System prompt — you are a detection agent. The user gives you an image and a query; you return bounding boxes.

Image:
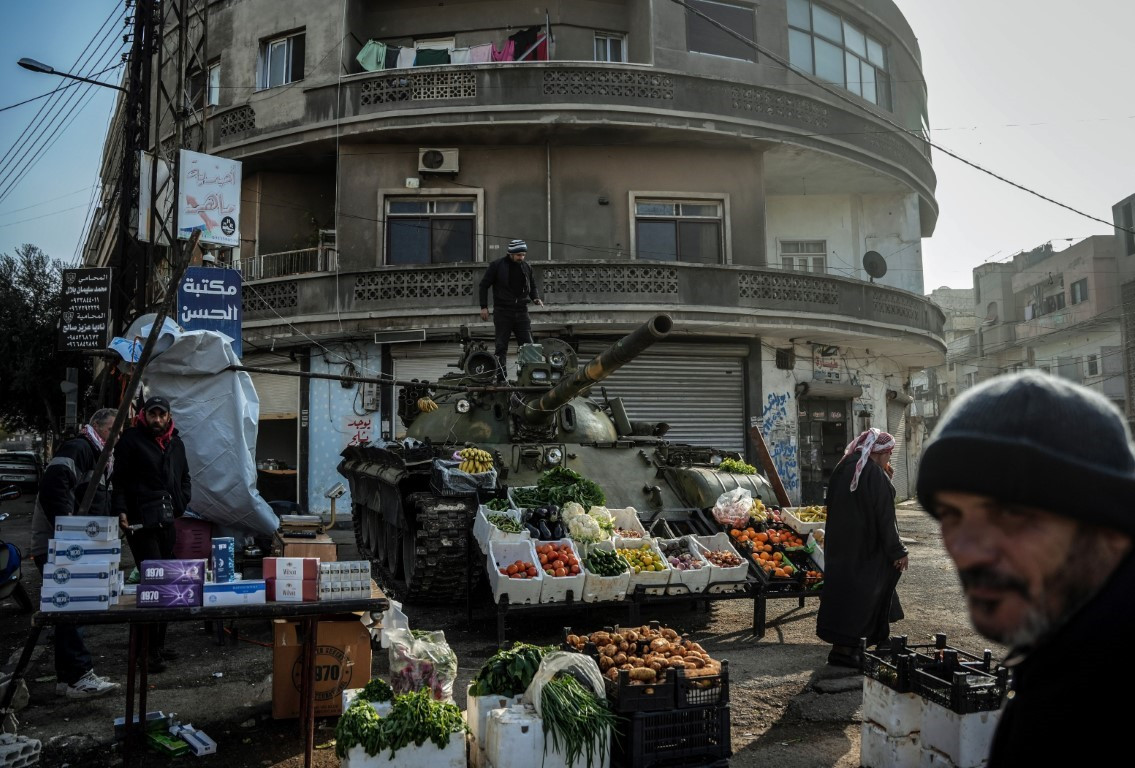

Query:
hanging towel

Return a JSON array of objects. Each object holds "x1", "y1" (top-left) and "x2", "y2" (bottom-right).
[
  {"x1": 384, "y1": 46, "x2": 400, "y2": 69},
  {"x1": 510, "y1": 26, "x2": 540, "y2": 60},
  {"x1": 414, "y1": 47, "x2": 451, "y2": 66},
  {"x1": 468, "y1": 43, "x2": 493, "y2": 63},
  {"x1": 491, "y1": 39, "x2": 515, "y2": 62},
  {"x1": 449, "y1": 47, "x2": 472, "y2": 65},
  {"x1": 356, "y1": 40, "x2": 387, "y2": 72},
  {"x1": 397, "y1": 47, "x2": 416, "y2": 69}
]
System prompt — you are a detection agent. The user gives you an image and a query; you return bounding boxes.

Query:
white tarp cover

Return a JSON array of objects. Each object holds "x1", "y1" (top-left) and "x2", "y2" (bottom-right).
[{"x1": 120, "y1": 325, "x2": 278, "y2": 535}]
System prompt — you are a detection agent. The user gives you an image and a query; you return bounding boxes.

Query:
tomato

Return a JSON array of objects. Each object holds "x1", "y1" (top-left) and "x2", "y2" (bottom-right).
[{"x1": 506, "y1": 564, "x2": 518, "y2": 575}]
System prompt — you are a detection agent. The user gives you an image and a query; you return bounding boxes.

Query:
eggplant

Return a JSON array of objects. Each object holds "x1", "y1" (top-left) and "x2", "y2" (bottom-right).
[
  {"x1": 525, "y1": 523, "x2": 541, "y2": 538},
  {"x1": 538, "y1": 520, "x2": 553, "y2": 540}
]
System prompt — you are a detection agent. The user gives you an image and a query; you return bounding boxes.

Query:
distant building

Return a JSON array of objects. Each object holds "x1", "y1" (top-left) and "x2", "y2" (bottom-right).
[{"x1": 1114, "y1": 192, "x2": 1135, "y2": 424}]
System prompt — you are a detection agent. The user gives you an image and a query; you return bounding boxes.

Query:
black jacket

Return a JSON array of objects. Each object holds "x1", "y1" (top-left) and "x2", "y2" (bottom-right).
[
  {"x1": 111, "y1": 424, "x2": 192, "y2": 526},
  {"x1": 30, "y1": 434, "x2": 111, "y2": 557},
  {"x1": 478, "y1": 255, "x2": 540, "y2": 310},
  {"x1": 986, "y1": 552, "x2": 1135, "y2": 767}
]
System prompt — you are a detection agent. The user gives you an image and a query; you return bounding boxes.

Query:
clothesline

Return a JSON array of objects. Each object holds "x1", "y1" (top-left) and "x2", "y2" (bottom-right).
[{"x1": 355, "y1": 26, "x2": 550, "y2": 72}]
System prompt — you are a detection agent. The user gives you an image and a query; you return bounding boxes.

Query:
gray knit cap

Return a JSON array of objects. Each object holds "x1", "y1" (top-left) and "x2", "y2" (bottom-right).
[
  {"x1": 507, "y1": 239, "x2": 527, "y2": 254},
  {"x1": 917, "y1": 371, "x2": 1135, "y2": 535}
]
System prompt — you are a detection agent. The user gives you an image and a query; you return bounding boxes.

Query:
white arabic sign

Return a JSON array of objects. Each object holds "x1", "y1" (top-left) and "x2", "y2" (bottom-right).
[{"x1": 178, "y1": 149, "x2": 241, "y2": 246}]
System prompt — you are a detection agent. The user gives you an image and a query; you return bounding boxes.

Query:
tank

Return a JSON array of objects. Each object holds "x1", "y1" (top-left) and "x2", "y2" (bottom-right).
[{"x1": 338, "y1": 314, "x2": 774, "y2": 603}]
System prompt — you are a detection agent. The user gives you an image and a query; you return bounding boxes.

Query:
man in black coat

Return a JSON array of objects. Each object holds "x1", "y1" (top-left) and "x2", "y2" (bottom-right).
[
  {"x1": 30, "y1": 409, "x2": 120, "y2": 698},
  {"x1": 816, "y1": 428, "x2": 908, "y2": 667},
  {"x1": 112, "y1": 395, "x2": 192, "y2": 671},
  {"x1": 917, "y1": 372, "x2": 1134, "y2": 767},
  {"x1": 478, "y1": 238, "x2": 543, "y2": 381}
]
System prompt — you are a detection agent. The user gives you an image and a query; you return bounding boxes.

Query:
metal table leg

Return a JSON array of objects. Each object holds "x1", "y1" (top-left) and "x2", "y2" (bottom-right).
[
  {"x1": 754, "y1": 592, "x2": 767, "y2": 639},
  {"x1": 300, "y1": 618, "x2": 317, "y2": 768},
  {"x1": 0, "y1": 624, "x2": 41, "y2": 711},
  {"x1": 123, "y1": 625, "x2": 139, "y2": 765}
]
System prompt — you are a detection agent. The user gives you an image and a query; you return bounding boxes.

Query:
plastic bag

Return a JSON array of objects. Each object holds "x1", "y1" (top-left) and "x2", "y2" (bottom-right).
[
  {"x1": 712, "y1": 487, "x2": 753, "y2": 528},
  {"x1": 386, "y1": 627, "x2": 459, "y2": 702},
  {"x1": 431, "y1": 459, "x2": 498, "y2": 496},
  {"x1": 379, "y1": 600, "x2": 410, "y2": 649},
  {"x1": 523, "y1": 651, "x2": 605, "y2": 717}
]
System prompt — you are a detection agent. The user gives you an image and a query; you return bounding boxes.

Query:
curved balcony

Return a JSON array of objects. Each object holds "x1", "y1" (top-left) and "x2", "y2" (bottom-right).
[
  {"x1": 210, "y1": 62, "x2": 936, "y2": 228},
  {"x1": 240, "y1": 261, "x2": 946, "y2": 366}
]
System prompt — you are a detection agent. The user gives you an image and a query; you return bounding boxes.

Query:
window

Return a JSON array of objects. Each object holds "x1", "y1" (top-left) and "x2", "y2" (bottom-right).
[
  {"x1": 1086, "y1": 354, "x2": 1099, "y2": 377},
  {"x1": 188, "y1": 61, "x2": 221, "y2": 110},
  {"x1": 594, "y1": 32, "x2": 626, "y2": 62},
  {"x1": 779, "y1": 240, "x2": 826, "y2": 272},
  {"x1": 1070, "y1": 278, "x2": 1089, "y2": 304},
  {"x1": 259, "y1": 32, "x2": 305, "y2": 89},
  {"x1": 634, "y1": 200, "x2": 722, "y2": 263},
  {"x1": 936, "y1": 383, "x2": 947, "y2": 398},
  {"x1": 386, "y1": 198, "x2": 476, "y2": 265},
  {"x1": 686, "y1": 0, "x2": 756, "y2": 61},
  {"x1": 964, "y1": 372, "x2": 977, "y2": 388},
  {"x1": 787, "y1": 0, "x2": 890, "y2": 108}
]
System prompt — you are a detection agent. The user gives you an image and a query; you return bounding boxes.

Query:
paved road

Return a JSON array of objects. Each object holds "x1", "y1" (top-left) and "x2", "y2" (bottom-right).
[{"x1": 0, "y1": 494, "x2": 1000, "y2": 767}]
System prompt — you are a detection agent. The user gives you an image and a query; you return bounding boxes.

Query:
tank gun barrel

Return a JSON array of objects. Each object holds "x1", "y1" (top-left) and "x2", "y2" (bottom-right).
[{"x1": 516, "y1": 314, "x2": 673, "y2": 424}]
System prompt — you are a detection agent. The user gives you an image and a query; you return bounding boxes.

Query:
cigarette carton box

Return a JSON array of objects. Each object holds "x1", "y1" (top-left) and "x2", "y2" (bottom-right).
[
  {"x1": 40, "y1": 587, "x2": 112, "y2": 612},
  {"x1": 203, "y1": 580, "x2": 267, "y2": 606},
  {"x1": 52, "y1": 515, "x2": 120, "y2": 542},
  {"x1": 137, "y1": 583, "x2": 203, "y2": 608},
  {"x1": 48, "y1": 539, "x2": 122, "y2": 564},
  {"x1": 263, "y1": 557, "x2": 319, "y2": 580},
  {"x1": 267, "y1": 578, "x2": 318, "y2": 602},
  {"x1": 211, "y1": 537, "x2": 236, "y2": 583},
  {"x1": 42, "y1": 561, "x2": 117, "y2": 588},
  {"x1": 140, "y1": 559, "x2": 207, "y2": 585}
]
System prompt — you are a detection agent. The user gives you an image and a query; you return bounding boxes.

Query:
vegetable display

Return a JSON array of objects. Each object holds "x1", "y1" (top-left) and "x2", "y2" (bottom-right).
[
  {"x1": 512, "y1": 467, "x2": 606, "y2": 510},
  {"x1": 497, "y1": 559, "x2": 539, "y2": 579},
  {"x1": 539, "y1": 674, "x2": 617, "y2": 768},
  {"x1": 468, "y1": 642, "x2": 553, "y2": 698},
  {"x1": 718, "y1": 457, "x2": 756, "y2": 475},
  {"x1": 358, "y1": 677, "x2": 394, "y2": 703},
  {"x1": 660, "y1": 539, "x2": 706, "y2": 571},
  {"x1": 536, "y1": 542, "x2": 581, "y2": 578},
  {"x1": 701, "y1": 549, "x2": 743, "y2": 568},
  {"x1": 486, "y1": 513, "x2": 524, "y2": 534},
  {"x1": 616, "y1": 542, "x2": 667, "y2": 574},
  {"x1": 564, "y1": 624, "x2": 722, "y2": 682},
  {"x1": 485, "y1": 497, "x2": 512, "y2": 512},
  {"x1": 583, "y1": 548, "x2": 628, "y2": 577},
  {"x1": 523, "y1": 505, "x2": 565, "y2": 540},
  {"x1": 335, "y1": 690, "x2": 468, "y2": 760},
  {"x1": 614, "y1": 528, "x2": 642, "y2": 539},
  {"x1": 562, "y1": 502, "x2": 616, "y2": 544}
]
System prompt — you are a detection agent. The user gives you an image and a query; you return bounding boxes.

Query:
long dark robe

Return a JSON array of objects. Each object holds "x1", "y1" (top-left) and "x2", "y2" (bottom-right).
[{"x1": 816, "y1": 455, "x2": 907, "y2": 647}]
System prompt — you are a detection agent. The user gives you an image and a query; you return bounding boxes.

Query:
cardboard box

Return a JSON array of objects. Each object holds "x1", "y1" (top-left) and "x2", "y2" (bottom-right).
[
  {"x1": 267, "y1": 578, "x2": 318, "y2": 602},
  {"x1": 263, "y1": 557, "x2": 320, "y2": 580},
  {"x1": 279, "y1": 534, "x2": 337, "y2": 562},
  {"x1": 52, "y1": 515, "x2": 120, "y2": 541},
  {"x1": 40, "y1": 586, "x2": 112, "y2": 612},
  {"x1": 42, "y1": 561, "x2": 117, "y2": 588},
  {"x1": 211, "y1": 537, "x2": 236, "y2": 583},
  {"x1": 272, "y1": 618, "x2": 372, "y2": 719},
  {"x1": 48, "y1": 539, "x2": 122, "y2": 564},
  {"x1": 137, "y1": 583, "x2": 203, "y2": 608},
  {"x1": 203, "y1": 580, "x2": 266, "y2": 606},
  {"x1": 140, "y1": 559, "x2": 207, "y2": 585}
]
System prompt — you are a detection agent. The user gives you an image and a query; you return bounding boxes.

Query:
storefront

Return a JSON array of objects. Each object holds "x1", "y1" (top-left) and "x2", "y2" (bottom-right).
[{"x1": 795, "y1": 382, "x2": 863, "y2": 504}]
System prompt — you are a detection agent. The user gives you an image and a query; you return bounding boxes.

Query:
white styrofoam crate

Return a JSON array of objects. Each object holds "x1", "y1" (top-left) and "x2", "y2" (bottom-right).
[
  {"x1": 534, "y1": 539, "x2": 585, "y2": 603},
  {"x1": 341, "y1": 730, "x2": 465, "y2": 768},
  {"x1": 613, "y1": 537, "x2": 671, "y2": 596},
  {"x1": 919, "y1": 700, "x2": 999, "y2": 768},
  {"x1": 466, "y1": 687, "x2": 524, "y2": 768},
  {"x1": 862, "y1": 676, "x2": 923, "y2": 737},
  {"x1": 609, "y1": 507, "x2": 646, "y2": 538},
  {"x1": 486, "y1": 539, "x2": 542, "y2": 605},
  {"x1": 473, "y1": 507, "x2": 529, "y2": 551},
  {"x1": 782, "y1": 507, "x2": 826, "y2": 534},
  {"x1": 861, "y1": 720, "x2": 921, "y2": 768},
  {"x1": 341, "y1": 689, "x2": 393, "y2": 717},
  {"x1": 581, "y1": 540, "x2": 631, "y2": 603},
  {"x1": 920, "y1": 746, "x2": 961, "y2": 768},
  {"x1": 807, "y1": 529, "x2": 825, "y2": 571},
  {"x1": 693, "y1": 532, "x2": 749, "y2": 588},
  {"x1": 484, "y1": 705, "x2": 608, "y2": 768},
  {"x1": 657, "y1": 536, "x2": 711, "y2": 595}
]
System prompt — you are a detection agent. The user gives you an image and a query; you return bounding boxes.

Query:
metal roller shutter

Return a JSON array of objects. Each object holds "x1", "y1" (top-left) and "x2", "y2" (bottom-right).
[
  {"x1": 246, "y1": 358, "x2": 299, "y2": 419},
  {"x1": 579, "y1": 347, "x2": 746, "y2": 451},
  {"x1": 887, "y1": 401, "x2": 910, "y2": 499}
]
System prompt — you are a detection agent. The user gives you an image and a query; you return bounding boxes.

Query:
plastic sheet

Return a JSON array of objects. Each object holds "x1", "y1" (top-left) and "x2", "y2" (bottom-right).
[{"x1": 712, "y1": 487, "x2": 753, "y2": 528}]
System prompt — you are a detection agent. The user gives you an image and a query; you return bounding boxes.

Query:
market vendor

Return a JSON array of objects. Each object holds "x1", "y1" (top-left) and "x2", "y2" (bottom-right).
[
  {"x1": 916, "y1": 372, "x2": 1134, "y2": 767},
  {"x1": 815, "y1": 428, "x2": 908, "y2": 668}
]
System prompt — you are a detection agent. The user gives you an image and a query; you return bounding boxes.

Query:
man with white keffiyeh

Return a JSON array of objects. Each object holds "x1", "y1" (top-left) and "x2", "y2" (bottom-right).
[
  {"x1": 816, "y1": 427, "x2": 910, "y2": 668},
  {"x1": 29, "y1": 408, "x2": 121, "y2": 699}
]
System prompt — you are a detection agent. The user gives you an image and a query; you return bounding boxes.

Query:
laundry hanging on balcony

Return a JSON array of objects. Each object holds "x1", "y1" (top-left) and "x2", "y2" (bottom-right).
[
  {"x1": 414, "y1": 47, "x2": 451, "y2": 66},
  {"x1": 356, "y1": 40, "x2": 387, "y2": 72},
  {"x1": 510, "y1": 26, "x2": 549, "y2": 61}
]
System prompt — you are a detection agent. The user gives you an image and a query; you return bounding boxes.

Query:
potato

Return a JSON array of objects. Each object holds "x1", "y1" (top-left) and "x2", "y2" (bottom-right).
[
  {"x1": 599, "y1": 656, "x2": 613, "y2": 672},
  {"x1": 591, "y1": 632, "x2": 611, "y2": 646},
  {"x1": 566, "y1": 634, "x2": 580, "y2": 647},
  {"x1": 628, "y1": 668, "x2": 657, "y2": 682},
  {"x1": 613, "y1": 652, "x2": 628, "y2": 665},
  {"x1": 671, "y1": 646, "x2": 686, "y2": 657},
  {"x1": 661, "y1": 628, "x2": 678, "y2": 640},
  {"x1": 688, "y1": 642, "x2": 705, "y2": 654},
  {"x1": 603, "y1": 644, "x2": 618, "y2": 657},
  {"x1": 688, "y1": 657, "x2": 706, "y2": 669},
  {"x1": 649, "y1": 660, "x2": 663, "y2": 672},
  {"x1": 618, "y1": 641, "x2": 629, "y2": 653},
  {"x1": 650, "y1": 638, "x2": 670, "y2": 653},
  {"x1": 605, "y1": 668, "x2": 619, "y2": 681}
]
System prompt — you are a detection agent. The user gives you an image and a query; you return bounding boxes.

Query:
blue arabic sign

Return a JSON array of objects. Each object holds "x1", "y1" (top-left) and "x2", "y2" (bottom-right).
[{"x1": 177, "y1": 267, "x2": 242, "y2": 357}]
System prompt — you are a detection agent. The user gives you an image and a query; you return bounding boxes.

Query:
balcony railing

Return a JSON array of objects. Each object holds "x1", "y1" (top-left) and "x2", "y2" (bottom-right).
[{"x1": 238, "y1": 247, "x2": 338, "y2": 281}]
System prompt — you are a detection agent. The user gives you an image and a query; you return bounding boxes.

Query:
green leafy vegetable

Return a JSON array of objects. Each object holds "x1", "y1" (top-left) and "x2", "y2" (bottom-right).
[
  {"x1": 468, "y1": 642, "x2": 555, "y2": 697},
  {"x1": 540, "y1": 674, "x2": 618, "y2": 768},
  {"x1": 336, "y1": 690, "x2": 468, "y2": 759},
  {"x1": 486, "y1": 513, "x2": 524, "y2": 533},
  {"x1": 359, "y1": 677, "x2": 393, "y2": 703},
  {"x1": 485, "y1": 497, "x2": 512, "y2": 512},
  {"x1": 719, "y1": 457, "x2": 756, "y2": 475}
]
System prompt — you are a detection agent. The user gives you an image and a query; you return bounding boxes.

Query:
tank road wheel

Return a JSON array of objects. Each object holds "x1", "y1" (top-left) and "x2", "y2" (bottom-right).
[
  {"x1": 369, "y1": 511, "x2": 388, "y2": 568},
  {"x1": 352, "y1": 504, "x2": 377, "y2": 561},
  {"x1": 399, "y1": 493, "x2": 479, "y2": 604},
  {"x1": 384, "y1": 521, "x2": 401, "y2": 576}
]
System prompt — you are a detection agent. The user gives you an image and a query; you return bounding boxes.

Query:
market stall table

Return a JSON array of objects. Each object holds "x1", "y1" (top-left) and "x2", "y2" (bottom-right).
[{"x1": 0, "y1": 583, "x2": 388, "y2": 767}]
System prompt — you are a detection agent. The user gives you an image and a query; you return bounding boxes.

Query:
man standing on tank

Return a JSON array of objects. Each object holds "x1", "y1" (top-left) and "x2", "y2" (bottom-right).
[{"x1": 478, "y1": 238, "x2": 543, "y2": 382}]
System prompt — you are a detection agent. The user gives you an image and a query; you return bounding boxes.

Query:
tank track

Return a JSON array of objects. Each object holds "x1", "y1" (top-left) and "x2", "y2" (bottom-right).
[{"x1": 400, "y1": 492, "x2": 480, "y2": 604}]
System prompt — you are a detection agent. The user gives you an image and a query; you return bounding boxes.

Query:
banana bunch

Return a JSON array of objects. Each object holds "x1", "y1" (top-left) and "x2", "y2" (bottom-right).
[
  {"x1": 749, "y1": 498, "x2": 768, "y2": 523},
  {"x1": 417, "y1": 397, "x2": 438, "y2": 413},
  {"x1": 458, "y1": 447, "x2": 493, "y2": 474},
  {"x1": 796, "y1": 505, "x2": 827, "y2": 522}
]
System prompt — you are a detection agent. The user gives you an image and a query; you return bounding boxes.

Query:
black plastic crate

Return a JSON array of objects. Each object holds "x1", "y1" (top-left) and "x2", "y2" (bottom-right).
[
  {"x1": 606, "y1": 666, "x2": 679, "y2": 713},
  {"x1": 612, "y1": 704, "x2": 731, "y2": 768},
  {"x1": 675, "y1": 660, "x2": 729, "y2": 709},
  {"x1": 862, "y1": 635, "x2": 1001, "y2": 695}
]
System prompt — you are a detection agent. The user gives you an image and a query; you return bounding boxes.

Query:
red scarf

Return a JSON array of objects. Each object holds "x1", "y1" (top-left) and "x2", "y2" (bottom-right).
[{"x1": 134, "y1": 410, "x2": 175, "y2": 450}]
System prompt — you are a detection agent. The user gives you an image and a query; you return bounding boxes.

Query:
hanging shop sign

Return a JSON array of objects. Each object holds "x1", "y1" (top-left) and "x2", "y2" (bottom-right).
[
  {"x1": 177, "y1": 266, "x2": 243, "y2": 357},
  {"x1": 178, "y1": 149, "x2": 241, "y2": 247},
  {"x1": 58, "y1": 268, "x2": 111, "y2": 351}
]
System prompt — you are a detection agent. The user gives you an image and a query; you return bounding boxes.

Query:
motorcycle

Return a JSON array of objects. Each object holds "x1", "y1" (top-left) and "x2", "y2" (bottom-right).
[{"x1": 0, "y1": 484, "x2": 33, "y2": 613}]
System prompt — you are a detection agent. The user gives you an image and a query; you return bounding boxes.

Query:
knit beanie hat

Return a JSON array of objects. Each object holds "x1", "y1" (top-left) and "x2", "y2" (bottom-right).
[
  {"x1": 917, "y1": 371, "x2": 1135, "y2": 535},
  {"x1": 507, "y1": 239, "x2": 527, "y2": 254}
]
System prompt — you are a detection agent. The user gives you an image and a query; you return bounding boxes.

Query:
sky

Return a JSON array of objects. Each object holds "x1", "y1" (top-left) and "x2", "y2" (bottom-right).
[{"x1": 0, "y1": 1, "x2": 1132, "y2": 292}]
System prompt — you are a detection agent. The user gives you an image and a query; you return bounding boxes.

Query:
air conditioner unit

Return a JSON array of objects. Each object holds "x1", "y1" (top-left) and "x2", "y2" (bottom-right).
[{"x1": 418, "y1": 148, "x2": 459, "y2": 173}]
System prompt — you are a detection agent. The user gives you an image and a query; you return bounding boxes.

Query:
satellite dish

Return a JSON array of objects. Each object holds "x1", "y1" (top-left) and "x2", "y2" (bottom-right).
[{"x1": 863, "y1": 251, "x2": 888, "y2": 282}]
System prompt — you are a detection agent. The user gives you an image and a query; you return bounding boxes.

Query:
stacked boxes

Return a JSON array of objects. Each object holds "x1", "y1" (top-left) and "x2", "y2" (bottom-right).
[
  {"x1": 264, "y1": 557, "x2": 319, "y2": 602},
  {"x1": 41, "y1": 516, "x2": 123, "y2": 612},
  {"x1": 137, "y1": 559, "x2": 206, "y2": 608},
  {"x1": 318, "y1": 560, "x2": 371, "y2": 600}
]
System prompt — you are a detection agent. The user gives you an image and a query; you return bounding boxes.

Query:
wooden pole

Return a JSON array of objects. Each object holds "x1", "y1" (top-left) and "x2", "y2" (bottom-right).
[{"x1": 749, "y1": 425, "x2": 792, "y2": 507}]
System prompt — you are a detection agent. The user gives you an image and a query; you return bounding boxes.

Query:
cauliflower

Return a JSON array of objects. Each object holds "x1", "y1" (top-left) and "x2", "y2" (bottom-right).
[
  {"x1": 561, "y1": 501, "x2": 586, "y2": 521},
  {"x1": 587, "y1": 506, "x2": 616, "y2": 537},
  {"x1": 567, "y1": 513, "x2": 603, "y2": 543}
]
